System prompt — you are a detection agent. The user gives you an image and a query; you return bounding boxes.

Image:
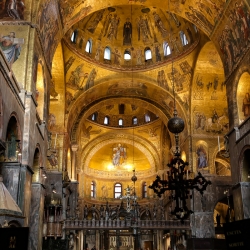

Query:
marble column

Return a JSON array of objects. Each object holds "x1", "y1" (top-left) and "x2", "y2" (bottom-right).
[
  {"x1": 190, "y1": 183, "x2": 215, "y2": 239},
  {"x1": 116, "y1": 230, "x2": 120, "y2": 250},
  {"x1": 28, "y1": 183, "x2": 45, "y2": 250},
  {"x1": 71, "y1": 144, "x2": 78, "y2": 182},
  {"x1": 79, "y1": 231, "x2": 84, "y2": 250},
  {"x1": 69, "y1": 181, "x2": 79, "y2": 219},
  {"x1": 82, "y1": 230, "x2": 87, "y2": 250},
  {"x1": 153, "y1": 230, "x2": 157, "y2": 250},
  {"x1": 96, "y1": 230, "x2": 100, "y2": 250},
  {"x1": 191, "y1": 211, "x2": 215, "y2": 238},
  {"x1": 100, "y1": 230, "x2": 104, "y2": 250},
  {"x1": 233, "y1": 182, "x2": 250, "y2": 220},
  {"x1": 158, "y1": 230, "x2": 164, "y2": 250}
]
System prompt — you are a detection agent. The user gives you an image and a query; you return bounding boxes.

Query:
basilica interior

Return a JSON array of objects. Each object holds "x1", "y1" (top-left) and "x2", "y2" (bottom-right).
[{"x1": 0, "y1": 0, "x2": 250, "y2": 249}]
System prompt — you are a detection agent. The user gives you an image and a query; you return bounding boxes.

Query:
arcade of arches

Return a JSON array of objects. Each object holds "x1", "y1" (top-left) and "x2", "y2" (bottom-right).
[{"x1": 0, "y1": 0, "x2": 250, "y2": 249}]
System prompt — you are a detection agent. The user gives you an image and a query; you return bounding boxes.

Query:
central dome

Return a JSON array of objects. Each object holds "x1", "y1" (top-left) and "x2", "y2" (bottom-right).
[{"x1": 65, "y1": 5, "x2": 200, "y2": 71}]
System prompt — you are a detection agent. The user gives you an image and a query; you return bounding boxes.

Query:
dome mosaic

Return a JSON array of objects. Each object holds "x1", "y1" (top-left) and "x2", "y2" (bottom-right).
[{"x1": 65, "y1": 5, "x2": 200, "y2": 71}]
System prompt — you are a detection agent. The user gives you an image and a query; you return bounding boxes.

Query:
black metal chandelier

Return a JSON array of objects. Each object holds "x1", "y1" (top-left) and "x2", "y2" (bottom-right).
[{"x1": 149, "y1": 62, "x2": 211, "y2": 223}]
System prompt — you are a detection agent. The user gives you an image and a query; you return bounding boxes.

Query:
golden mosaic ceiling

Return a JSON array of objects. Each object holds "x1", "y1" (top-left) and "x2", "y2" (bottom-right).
[
  {"x1": 65, "y1": 5, "x2": 200, "y2": 71},
  {"x1": 50, "y1": 0, "x2": 246, "y2": 179}
]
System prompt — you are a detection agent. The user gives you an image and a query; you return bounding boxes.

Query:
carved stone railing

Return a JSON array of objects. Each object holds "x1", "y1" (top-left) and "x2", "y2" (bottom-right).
[{"x1": 64, "y1": 218, "x2": 190, "y2": 230}]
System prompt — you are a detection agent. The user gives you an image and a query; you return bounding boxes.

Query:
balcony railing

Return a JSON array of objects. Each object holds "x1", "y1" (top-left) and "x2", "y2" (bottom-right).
[{"x1": 64, "y1": 218, "x2": 190, "y2": 230}]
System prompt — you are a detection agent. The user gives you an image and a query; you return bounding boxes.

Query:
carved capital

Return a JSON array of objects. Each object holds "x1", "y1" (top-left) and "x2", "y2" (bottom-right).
[{"x1": 71, "y1": 144, "x2": 79, "y2": 152}]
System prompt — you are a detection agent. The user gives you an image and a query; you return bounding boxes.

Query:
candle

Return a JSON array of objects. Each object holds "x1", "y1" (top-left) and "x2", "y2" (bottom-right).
[
  {"x1": 187, "y1": 169, "x2": 189, "y2": 179},
  {"x1": 54, "y1": 133, "x2": 57, "y2": 148},
  {"x1": 218, "y1": 136, "x2": 220, "y2": 151}
]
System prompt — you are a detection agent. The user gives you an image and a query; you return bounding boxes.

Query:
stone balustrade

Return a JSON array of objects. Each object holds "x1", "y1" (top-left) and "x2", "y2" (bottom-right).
[{"x1": 64, "y1": 218, "x2": 190, "y2": 230}]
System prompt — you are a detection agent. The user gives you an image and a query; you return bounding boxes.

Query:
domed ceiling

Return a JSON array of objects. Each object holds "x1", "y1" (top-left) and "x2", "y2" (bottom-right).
[
  {"x1": 58, "y1": 4, "x2": 209, "y2": 180},
  {"x1": 64, "y1": 5, "x2": 200, "y2": 71}
]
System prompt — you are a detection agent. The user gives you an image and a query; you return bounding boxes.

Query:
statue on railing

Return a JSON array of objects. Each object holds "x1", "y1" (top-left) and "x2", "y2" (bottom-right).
[{"x1": 84, "y1": 205, "x2": 88, "y2": 219}]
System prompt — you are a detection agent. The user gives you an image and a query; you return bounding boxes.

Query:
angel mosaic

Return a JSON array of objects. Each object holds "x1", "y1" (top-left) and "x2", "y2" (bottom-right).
[
  {"x1": 185, "y1": 6, "x2": 214, "y2": 35},
  {"x1": 103, "y1": 13, "x2": 120, "y2": 41},
  {"x1": 138, "y1": 125, "x2": 161, "y2": 137},
  {"x1": 153, "y1": 12, "x2": 168, "y2": 38},
  {"x1": 137, "y1": 15, "x2": 152, "y2": 44},
  {"x1": 87, "y1": 9, "x2": 105, "y2": 33},
  {"x1": 66, "y1": 64, "x2": 88, "y2": 90}
]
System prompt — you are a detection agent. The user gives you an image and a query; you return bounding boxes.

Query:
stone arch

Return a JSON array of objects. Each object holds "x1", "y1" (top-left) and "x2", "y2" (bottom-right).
[
  {"x1": 211, "y1": 142, "x2": 231, "y2": 176},
  {"x1": 32, "y1": 145, "x2": 42, "y2": 183},
  {"x1": 236, "y1": 71, "x2": 250, "y2": 125},
  {"x1": 191, "y1": 41, "x2": 227, "y2": 135},
  {"x1": 230, "y1": 63, "x2": 250, "y2": 128},
  {"x1": 239, "y1": 146, "x2": 250, "y2": 182},
  {"x1": 5, "y1": 113, "x2": 21, "y2": 161},
  {"x1": 195, "y1": 140, "x2": 208, "y2": 171},
  {"x1": 69, "y1": 93, "x2": 187, "y2": 144},
  {"x1": 8, "y1": 220, "x2": 22, "y2": 227},
  {"x1": 81, "y1": 133, "x2": 160, "y2": 176}
]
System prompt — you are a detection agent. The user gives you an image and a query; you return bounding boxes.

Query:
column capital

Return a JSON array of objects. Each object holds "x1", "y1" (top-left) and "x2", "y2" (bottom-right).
[{"x1": 71, "y1": 144, "x2": 79, "y2": 151}]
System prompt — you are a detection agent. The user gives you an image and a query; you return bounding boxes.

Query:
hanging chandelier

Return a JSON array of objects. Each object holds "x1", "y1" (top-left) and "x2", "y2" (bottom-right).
[
  {"x1": 120, "y1": 170, "x2": 140, "y2": 235},
  {"x1": 149, "y1": 105, "x2": 211, "y2": 222},
  {"x1": 149, "y1": 32, "x2": 211, "y2": 222}
]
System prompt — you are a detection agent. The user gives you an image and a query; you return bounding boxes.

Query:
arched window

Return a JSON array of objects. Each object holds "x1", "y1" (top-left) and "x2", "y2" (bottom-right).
[
  {"x1": 118, "y1": 119, "x2": 123, "y2": 126},
  {"x1": 145, "y1": 48, "x2": 152, "y2": 60},
  {"x1": 85, "y1": 39, "x2": 92, "y2": 53},
  {"x1": 133, "y1": 117, "x2": 138, "y2": 125},
  {"x1": 145, "y1": 114, "x2": 151, "y2": 123},
  {"x1": 104, "y1": 47, "x2": 111, "y2": 60},
  {"x1": 163, "y1": 41, "x2": 171, "y2": 56},
  {"x1": 114, "y1": 183, "x2": 122, "y2": 198},
  {"x1": 6, "y1": 115, "x2": 21, "y2": 161},
  {"x1": 91, "y1": 181, "x2": 96, "y2": 198},
  {"x1": 242, "y1": 149, "x2": 250, "y2": 181},
  {"x1": 179, "y1": 31, "x2": 189, "y2": 46},
  {"x1": 124, "y1": 49, "x2": 131, "y2": 60},
  {"x1": 71, "y1": 30, "x2": 78, "y2": 43},
  {"x1": 91, "y1": 112, "x2": 98, "y2": 121},
  {"x1": 142, "y1": 182, "x2": 147, "y2": 198},
  {"x1": 104, "y1": 116, "x2": 109, "y2": 125}
]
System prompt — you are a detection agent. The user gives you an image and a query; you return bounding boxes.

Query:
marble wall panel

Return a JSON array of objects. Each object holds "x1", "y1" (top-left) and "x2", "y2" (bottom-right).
[
  {"x1": 1, "y1": 163, "x2": 21, "y2": 203},
  {"x1": 45, "y1": 171, "x2": 63, "y2": 196},
  {"x1": 0, "y1": 215, "x2": 24, "y2": 227},
  {"x1": 191, "y1": 212, "x2": 215, "y2": 238},
  {"x1": 1, "y1": 163, "x2": 33, "y2": 227},
  {"x1": 233, "y1": 182, "x2": 250, "y2": 220},
  {"x1": 240, "y1": 183, "x2": 250, "y2": 219}
]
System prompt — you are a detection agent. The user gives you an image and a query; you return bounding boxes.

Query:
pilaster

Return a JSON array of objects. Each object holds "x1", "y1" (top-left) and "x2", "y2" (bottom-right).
[{"x1": 28, "y1": 183, "x2": 45, "y2": 250}]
